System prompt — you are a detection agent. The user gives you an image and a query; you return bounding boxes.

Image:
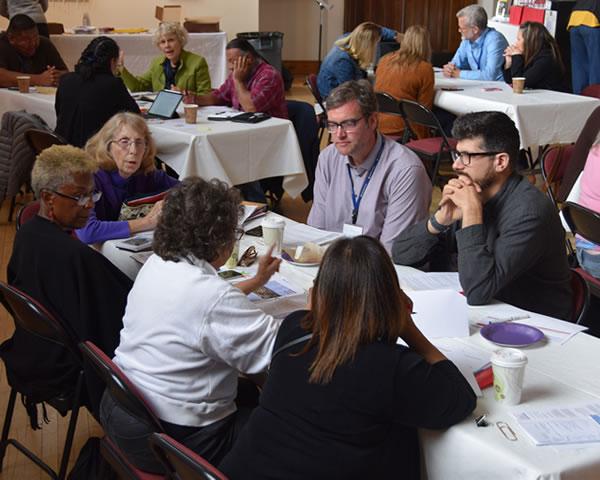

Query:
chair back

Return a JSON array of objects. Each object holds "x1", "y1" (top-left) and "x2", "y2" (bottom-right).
[
  {"x1": 400, "y1": 99, "x2": 449, "y2": 144},
  {"x1": 149, "y1": 433, "x2": 228, "y2": 480},
  {"x1": 79, "y1": 341, "x2": 163, "y2": 431},
  {"x1": 562, "y1": 201, "x2": 600, "y2": 245},
  {"x1": 24, "y1": 129, "x2": 66, "y2": 155},
  {"x1": 570, "y1": 269, "x2": 590, "y2": 324},
  {"x1": 16, "y1": 200, "x2": 40, "y2": 230},
  {"x1": 581, "y1": 84, "x2": 600, "y2": 99},
  {"x1": 541, "y1": 144, "x2": 575, "y2": 209},
  {"x1": 375, "y1": 92, "x2": 403, "y2": 116},
  {"x1": 0, "y1": 281, "x2": 80, "y2": 359},
  {"x1": 559, "y1": 105, "x2": 600, "y2": 200},
  {"x1": 305, "y1": 74, "x2": 326, "y2": 111}
]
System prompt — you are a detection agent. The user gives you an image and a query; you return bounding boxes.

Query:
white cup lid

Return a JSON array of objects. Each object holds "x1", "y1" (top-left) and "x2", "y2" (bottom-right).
[
  {"x1": 491, "y1": 348, "x2": 527, "y2": 368},
  {"x1": 262, "y1": 217, "x2": 285, "y2": 228}
]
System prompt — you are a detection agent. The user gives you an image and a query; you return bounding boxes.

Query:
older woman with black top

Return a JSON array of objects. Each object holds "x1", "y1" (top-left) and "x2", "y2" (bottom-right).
[
  {"x1": 220, "y1": 236, "x2": 476, "y2": 480},
  {"x1": 503, "y1": 21, "x2": 566, "y2": 91},
  {"x1": 55, "y1": 36, "x2": 140, "y2": 147}
]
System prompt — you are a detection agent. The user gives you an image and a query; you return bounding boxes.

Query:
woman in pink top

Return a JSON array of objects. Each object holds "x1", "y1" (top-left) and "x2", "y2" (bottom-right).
[{"x1": 576, "y1": 143, "x2": 600, "y2": 278}]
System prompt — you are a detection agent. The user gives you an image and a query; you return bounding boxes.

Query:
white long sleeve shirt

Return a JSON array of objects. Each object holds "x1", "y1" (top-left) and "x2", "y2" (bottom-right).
[{"x1": 113, "y1": 254, "x2": 280, "y2": 427}]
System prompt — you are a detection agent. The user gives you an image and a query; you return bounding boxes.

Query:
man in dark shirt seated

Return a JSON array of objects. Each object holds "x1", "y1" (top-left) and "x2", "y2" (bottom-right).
[
  {"x1": 1, "y1": 145, "x2": 132, "y2": 417},
  {"x1": 0, "y1": 13, "x2": 67, "y2": 87},
  {"x1": 392, "y1": 111, "x2": 572, "y2": 320}
]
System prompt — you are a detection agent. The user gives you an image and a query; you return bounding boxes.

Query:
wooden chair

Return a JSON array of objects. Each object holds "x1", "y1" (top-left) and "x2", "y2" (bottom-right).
[
  {"x1": 0, "y1": 282, "x2": 84, "y2": 480},
  {"x1": 562, "y1": 202, "x2": 600, "y2": 298},
  {"x1": 149, "y1": 433, "x2": 228, "y2": 480},
  {"x1": 400, "y1": 99, "x2": 457, "y2": 187},
  {"x1": 79, "y1": 341, "x2": 166, "y2": 479}
]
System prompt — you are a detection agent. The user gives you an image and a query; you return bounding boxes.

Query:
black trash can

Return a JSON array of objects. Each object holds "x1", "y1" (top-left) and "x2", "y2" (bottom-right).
[{"x1": 237, "y1": 31, "x2": 284, "y2": 73}]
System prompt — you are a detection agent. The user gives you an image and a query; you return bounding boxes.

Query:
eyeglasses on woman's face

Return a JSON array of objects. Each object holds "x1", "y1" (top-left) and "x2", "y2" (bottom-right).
[
  {"x1": 47, "y1": 189, "x2": 102, "y2": 206},
  {"x1": 111, "y1": 138, "x2": 148, "y2": 150}
]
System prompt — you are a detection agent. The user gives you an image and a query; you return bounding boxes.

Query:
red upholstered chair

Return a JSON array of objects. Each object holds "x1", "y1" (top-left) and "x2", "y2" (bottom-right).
[
  {"x1": 562, "y1": 201, "x2": 600, "y2": 298},
  {"x1": 79, "y1": 341, "x2": 167, "y2": 479},
  {"x1": 0, "y1": 282, "x2": 84, "y2": 480},
  {"x1": 16, "y1": 200, "x2": 40, "y2": 230},
  {"x1": 374, "y1": 92, "x2": 404, "y2": 143},
  {"x1": 149, "y1": 433, "x2": 228, "y2": 480},
  {"x1": 581, "y1": 84, "x2": 600, "y2": 99},
  {"x1": 541, "y1": 145, "x2": 576, "y2": 210},
  {"x1": 400, "y1": 99, "x2": 457, "y2": 187},
  {"x1": 305, "y1": 74, "x2": 328, "y2": 143}
]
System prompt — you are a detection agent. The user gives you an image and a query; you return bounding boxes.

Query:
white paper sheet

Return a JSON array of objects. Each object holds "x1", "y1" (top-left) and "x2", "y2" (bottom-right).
[
  {"x1": 406, "y1": 289, "x2": 470, "y2": 339},
  {"x1": 283, "y1": 221, "x2": 341, "y2": 246},
  {"x1": 399, "y1": 272, "x2": 462, "y2": 292},
  {"x1": 432, "y1": 338, "x2": 489, "y2": 396},
  {"x1": 255, "y1": 293, "x2": 308, "y2": 319},
  {"x1": 512, "y1": 403, "x2": 600, "y2": 446}
]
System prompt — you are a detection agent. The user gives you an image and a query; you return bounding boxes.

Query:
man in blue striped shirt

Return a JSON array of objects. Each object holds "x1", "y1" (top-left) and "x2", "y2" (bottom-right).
[{"x1": 443, "y1": 5, "x2": 508, "y2": 81}]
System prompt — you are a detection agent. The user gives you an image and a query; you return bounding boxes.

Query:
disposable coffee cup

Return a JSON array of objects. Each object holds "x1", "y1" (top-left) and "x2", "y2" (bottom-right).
[
  {"x1": 17, "y1": 76, "x2": 30, "y2": 94},
  {"x1": 512, "y1": 77, "x2": 525, "y2": 94},
  {"x1": 491, "y1": 348, "x2": 527, "y2": 405},
  {"x1": 262, "y1": 217, "x2": 285, "y2": 256},
  {"x1": 184, "y1": 104, "x2": 198, "y2": 124}
]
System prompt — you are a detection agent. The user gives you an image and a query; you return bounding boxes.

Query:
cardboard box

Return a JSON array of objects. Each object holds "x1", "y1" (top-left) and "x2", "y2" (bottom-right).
[
  {"x1": 155, "y1": 5, "x2": 182, "y2": 23},
  {"x1": 184, "y1": 17, "x2": 220, "y2": 33}
]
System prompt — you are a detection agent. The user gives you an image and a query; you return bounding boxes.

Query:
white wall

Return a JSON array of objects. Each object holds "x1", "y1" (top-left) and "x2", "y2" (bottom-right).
[{"x1": 0, "y1": 0, "x2": 260, "y2": 40}]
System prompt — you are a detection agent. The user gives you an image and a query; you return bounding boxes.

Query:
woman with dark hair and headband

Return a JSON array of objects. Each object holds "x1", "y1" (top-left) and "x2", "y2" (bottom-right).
[{"x1": 55, "y1": 36, "x2": 140, "y2": 147}]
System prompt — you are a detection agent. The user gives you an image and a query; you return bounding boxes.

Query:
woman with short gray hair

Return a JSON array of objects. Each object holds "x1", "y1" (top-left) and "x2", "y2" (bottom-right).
[{"x1": 119, "y1": 21, "x2": 211, "y2": 95}]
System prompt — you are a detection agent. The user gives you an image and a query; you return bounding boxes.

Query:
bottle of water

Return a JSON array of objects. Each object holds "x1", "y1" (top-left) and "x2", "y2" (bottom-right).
[{"x1": 82, "y1": 13, "x2": 90, "y2": 27}]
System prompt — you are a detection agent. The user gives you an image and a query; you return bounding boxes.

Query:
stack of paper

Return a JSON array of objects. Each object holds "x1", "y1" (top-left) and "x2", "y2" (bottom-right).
[{"x1": 512, "y1": 403, "x2": 600, "y2": 446}]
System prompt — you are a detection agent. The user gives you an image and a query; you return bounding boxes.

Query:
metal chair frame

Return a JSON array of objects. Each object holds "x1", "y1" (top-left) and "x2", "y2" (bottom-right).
[{"x1": 0, "y1": 282, "x2": 83, "y2": 480}]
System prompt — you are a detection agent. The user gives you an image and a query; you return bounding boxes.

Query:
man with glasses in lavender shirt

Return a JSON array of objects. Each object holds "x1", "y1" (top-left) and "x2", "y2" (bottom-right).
[
  {"x1": 307, "y1": 80, "x2": 431, "y2": 253},
  {"x1": 392, "y1": 111, "x2": 572, "y2": 320}
]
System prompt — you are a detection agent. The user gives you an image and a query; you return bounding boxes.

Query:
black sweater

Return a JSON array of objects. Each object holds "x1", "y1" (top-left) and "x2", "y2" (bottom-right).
[
  {"x1": 55, "y1": 72, "x2": 140, "y2": 147},
  {"x1": 220, "y1": 310, "x2": 476, "y2": 480},
  {"x1": 503, "y1": 48, "x2": 566, "y2": 92},
  {"x1": 392, "y1": 174, "x2": 572, "y2": 320}
]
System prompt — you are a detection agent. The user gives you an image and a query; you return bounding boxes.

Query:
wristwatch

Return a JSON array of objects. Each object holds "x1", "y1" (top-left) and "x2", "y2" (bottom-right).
[{"x1": 429, "y1": 213, "x2": 450, "y2": 234}]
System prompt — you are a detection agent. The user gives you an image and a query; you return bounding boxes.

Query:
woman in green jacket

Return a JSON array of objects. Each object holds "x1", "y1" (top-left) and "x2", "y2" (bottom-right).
[{"x1": 119, "y1": 21, "x2": 211, "y2": 95}]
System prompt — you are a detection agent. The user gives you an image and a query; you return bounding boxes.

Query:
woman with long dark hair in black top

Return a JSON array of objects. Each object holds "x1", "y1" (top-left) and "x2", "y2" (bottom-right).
[{"x1": 55, "y1": 36, "x2": 140, "y2": 147}]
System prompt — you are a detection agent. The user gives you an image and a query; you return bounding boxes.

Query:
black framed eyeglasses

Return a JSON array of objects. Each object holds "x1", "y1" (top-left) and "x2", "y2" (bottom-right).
[
  {"x1": 451, "y1": 150, "x2": 502, "y2": 166},
  {"x1": 326, "y1": 117, "x2": 364, "y2": 134},
  {"x1": 234, "y1": 228, "x2": 245, "y2": 242},
  {"x1": 238, "y1": 245, "x2": 258, "y2": 267},
  {"x1": 48, "y1": 190, "x2": 102, "y2": 206}
]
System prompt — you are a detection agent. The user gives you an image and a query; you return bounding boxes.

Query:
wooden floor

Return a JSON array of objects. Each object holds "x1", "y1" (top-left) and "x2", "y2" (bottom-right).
[{"x1": 0, "y1": 80, "x2": 318, "y2": 478}]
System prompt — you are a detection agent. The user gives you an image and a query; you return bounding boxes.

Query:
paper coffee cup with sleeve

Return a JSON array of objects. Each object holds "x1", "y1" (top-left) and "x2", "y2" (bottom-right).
[
  {"x1": 262, "y1": 217, "x2": 285, "y2": 256},
  {"x1": 491, "y1": 348, "x2": 527, "y2": 405}
]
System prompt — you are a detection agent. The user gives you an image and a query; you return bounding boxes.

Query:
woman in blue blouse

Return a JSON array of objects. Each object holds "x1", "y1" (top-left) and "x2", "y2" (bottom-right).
[
  {"x1": 317, "y1": 22, "x2": 399, "y2": 99},
  {"x1": 76, "y1": 112, "x2": 179, "y2": 244}
]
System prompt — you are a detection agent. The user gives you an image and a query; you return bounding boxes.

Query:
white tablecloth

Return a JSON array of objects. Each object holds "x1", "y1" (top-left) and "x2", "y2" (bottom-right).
[
  {"x1": 0, "y1": 89, "x2": 307, "y2": 198},
  {"x1": 434, "y1": 73, "x2": 600, "y2": 149},
  {"x1": 50, "y1": 32, "x2": 227, "y2": 88}
]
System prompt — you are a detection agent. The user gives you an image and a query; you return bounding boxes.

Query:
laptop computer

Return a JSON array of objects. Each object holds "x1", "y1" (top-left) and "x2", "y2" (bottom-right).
[{"x1": 145, "y1": 89, "x2": 183, "y2": 119}]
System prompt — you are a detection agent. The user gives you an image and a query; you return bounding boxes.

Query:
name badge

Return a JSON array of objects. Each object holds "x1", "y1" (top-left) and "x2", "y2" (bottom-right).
[{"x1": 343, "y1": 223, "x2": 363, "y2": 237}]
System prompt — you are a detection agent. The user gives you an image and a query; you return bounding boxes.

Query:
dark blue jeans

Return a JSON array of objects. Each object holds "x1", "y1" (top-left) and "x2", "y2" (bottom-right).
[{"x1": 570, "y1": 26, "x2": 600, "y2": 94}]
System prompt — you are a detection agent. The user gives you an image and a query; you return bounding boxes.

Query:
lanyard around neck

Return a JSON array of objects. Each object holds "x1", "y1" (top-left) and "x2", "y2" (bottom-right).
[{"x1": 346, "y1": 140, "x2": 385, "y2": 225}]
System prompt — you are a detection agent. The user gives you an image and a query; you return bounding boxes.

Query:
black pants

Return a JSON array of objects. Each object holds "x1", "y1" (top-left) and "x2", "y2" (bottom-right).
[
  {"x1": 99, "y1": 390, "x2": 253, "y2": 474},
  {"x1": 37, "y1": 23, "x2": 49, "y2": 38}
]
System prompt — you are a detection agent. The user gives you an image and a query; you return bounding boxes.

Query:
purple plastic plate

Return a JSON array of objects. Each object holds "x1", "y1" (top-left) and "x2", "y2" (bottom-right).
[{"x1": 480, "y1": 322, "x2": 544, "y2": 347}]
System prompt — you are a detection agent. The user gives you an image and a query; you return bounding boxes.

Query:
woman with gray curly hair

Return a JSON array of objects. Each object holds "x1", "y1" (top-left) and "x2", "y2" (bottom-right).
[
  {"x1": 119, "y1": 21, "x2": 211, "y2": 95},
  {"x1": 100, "y1": 176, "x2": 281, "y2": 473}
]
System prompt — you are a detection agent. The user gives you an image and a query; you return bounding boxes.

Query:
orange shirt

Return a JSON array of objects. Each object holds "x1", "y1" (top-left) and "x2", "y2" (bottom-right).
[{"x1": 374, "y1": 55, "x2": 434, "y2": 138}]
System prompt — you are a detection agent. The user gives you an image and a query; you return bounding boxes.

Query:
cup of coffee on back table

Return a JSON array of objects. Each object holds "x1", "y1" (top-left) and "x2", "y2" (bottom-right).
[
  {"x1": 17, "y1": 76, "x2": 31, "y2": 94},
  {"x1": 184, "y1": 104, "x2": 198, "y2": 124},
  {"x1": 512, "y1": 77, "x2": 525, "y2": 94}
]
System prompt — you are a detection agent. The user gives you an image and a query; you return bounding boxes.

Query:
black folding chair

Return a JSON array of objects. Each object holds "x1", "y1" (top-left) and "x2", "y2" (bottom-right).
[
  {"x1": 149, "y1": 433, "x2": 228, "y2": 480},
  {"x1": 375, "y1": 91, "x2": 404, "y2": 143},
  {"x1": 305, "y1": 74, "x2": 328, "y2": 143},
  {"x1": 400, "y1": 99, "x2": 457, "y2": 186},
  {"x1": 0, "y1": 282, "x2": 84, "y2": 480}
]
